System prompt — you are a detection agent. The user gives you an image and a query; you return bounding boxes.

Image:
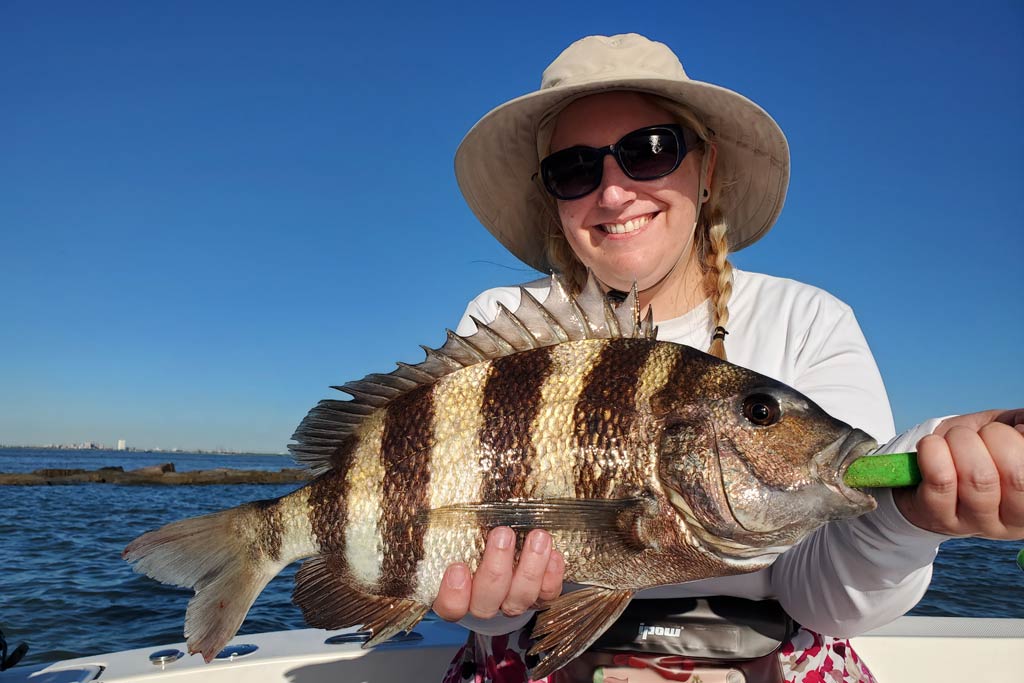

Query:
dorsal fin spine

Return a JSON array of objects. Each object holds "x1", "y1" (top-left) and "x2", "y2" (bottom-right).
[
  {"x1": 520, "y1": 288, "x2": 568, "y2": 342},
  {"x1": 496, "y1": 302, "x2": 540, "y2": 349},
  {"x1": 444, "y1": 329, "x2": 488, "y2": 362},
  {"x1": 289, "y1": 271, "x2": 652, "y2": 471},
  {"x1": 421, "y1": 345, "x2": 464, "y2": 370},
  {"x1": 395, "y1": 361, "x2": 436, "y2": 383},
  {"x1": 468, "y1": 317, "x2": 516, "y2": 355},
  {"x1": 487, "y1": 304, "x2": 535, "y2": 351}
]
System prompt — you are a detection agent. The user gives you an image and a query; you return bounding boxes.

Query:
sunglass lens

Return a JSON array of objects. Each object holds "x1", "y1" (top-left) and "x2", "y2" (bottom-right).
[
  {"x1": 542, "y1": 148, "x2": 602, "y2": 199},
  {"x1": 618, "y1": 128, "x2": 680, "y2": 179}
]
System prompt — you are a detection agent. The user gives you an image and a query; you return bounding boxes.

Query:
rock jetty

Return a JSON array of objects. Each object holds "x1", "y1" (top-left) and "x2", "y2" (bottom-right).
[{"x1": 0, "y1": 462, "x2": 310, "y2": 486}]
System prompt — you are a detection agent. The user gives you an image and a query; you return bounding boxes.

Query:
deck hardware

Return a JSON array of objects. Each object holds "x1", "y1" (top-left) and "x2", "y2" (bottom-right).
[
  {"x1": 148, "y1": 649, "x2": 184, "y2": 670},
  {"x1": 214, "y1": 643, "x2": 258, "y2": 661},
  {"x1": 325, "y1": 631, "x2": 372, "y2": 644},
  {"x1": 324, "y1": 630, "x2": 424, "y2": 646}
]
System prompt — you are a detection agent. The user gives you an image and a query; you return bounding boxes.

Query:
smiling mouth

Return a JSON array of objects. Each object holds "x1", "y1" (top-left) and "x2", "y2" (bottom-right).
[{"x1": 599, "y1": 212, "x2": 656, "y2": 234}]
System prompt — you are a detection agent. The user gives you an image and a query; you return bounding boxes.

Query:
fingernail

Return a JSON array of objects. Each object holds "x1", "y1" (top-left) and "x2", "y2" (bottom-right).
[
  {"x1": 446, "y1": 564, "x2": 468, "y2": 589},
  {"x1": 530, "y1": 530, "x2": 551, "y2": 553},
  {"x1": 494, "y1": 527, "x2": 514, "y2": 550}
]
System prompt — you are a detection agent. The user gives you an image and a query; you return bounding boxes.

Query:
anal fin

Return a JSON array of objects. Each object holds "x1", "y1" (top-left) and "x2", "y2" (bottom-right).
[
  {"x1": 293, "y1": 555, "x2": 428, "y2": 647},
  {"x1": 529, "y1": 586, "x2": 634, "y2": 679}
]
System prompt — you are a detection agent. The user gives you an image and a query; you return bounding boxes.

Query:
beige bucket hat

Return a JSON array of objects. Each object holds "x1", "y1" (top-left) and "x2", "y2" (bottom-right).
[{"x1": 455, "y1": 33, "x2": 790, "y2": 273}]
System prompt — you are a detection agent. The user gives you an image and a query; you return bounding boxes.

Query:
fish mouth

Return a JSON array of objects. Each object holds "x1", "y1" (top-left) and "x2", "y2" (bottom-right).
[{"x1": 813, "y1": 428, "x2": 878, "y2": 509}]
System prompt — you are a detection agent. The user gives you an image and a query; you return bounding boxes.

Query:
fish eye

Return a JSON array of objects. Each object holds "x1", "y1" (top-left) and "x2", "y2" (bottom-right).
[{"x1": 742, "y1": 393, "x2": 781, "y2": 427}]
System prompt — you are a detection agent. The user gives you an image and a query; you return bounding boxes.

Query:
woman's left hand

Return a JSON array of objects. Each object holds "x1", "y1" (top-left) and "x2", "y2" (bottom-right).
[{"x1": 893, "y1": 409, "x2": 1024, "y2": 539}]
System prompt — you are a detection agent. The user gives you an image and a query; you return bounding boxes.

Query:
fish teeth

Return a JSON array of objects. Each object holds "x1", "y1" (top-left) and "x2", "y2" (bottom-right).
[{"x1": 602, "y1": 214, "x2": 652, "y2": 234}]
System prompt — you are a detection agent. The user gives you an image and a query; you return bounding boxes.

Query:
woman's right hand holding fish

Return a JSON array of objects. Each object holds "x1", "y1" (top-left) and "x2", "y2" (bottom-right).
[
  {"x1": 893, "y1": 409, "x2": 1024, "y2": 540},
  {"x1": 433, "y1": 528, "x2": 565, "y2": 622}
]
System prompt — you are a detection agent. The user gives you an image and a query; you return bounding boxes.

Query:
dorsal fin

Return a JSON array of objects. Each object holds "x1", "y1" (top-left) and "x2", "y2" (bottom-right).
[{"x1": 289, "y1": 271, "x2": 654, "y2": 474}]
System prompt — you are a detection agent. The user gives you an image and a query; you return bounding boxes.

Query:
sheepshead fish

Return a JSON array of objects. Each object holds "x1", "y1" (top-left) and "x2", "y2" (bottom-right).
[{"x1": 123, "y1": 273, "x2": 879, "y2": 678}]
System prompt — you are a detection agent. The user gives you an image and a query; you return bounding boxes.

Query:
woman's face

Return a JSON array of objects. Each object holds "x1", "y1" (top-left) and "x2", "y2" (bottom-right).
[{"x1": 549, "y1": 92, "x2": 710, "y2": 294}]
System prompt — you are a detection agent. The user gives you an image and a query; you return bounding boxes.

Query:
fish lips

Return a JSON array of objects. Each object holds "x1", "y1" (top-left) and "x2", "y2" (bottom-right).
[{"x1": 812, "y1": 428, "x2": 878, "y2": 512}]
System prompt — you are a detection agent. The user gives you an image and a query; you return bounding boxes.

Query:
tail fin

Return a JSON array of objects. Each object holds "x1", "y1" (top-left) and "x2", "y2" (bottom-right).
[{"x1": 123, "y1": 503, "x2": 282, "y2": 661}]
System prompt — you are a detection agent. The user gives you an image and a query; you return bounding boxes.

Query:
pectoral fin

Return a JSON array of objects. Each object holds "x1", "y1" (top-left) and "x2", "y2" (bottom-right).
[
  {"x1": 424, "y1": 497, "x2": 652, "y2": 549},
  {"x1": 528, "y1": 586, "x2": 635, "y2": 679}
]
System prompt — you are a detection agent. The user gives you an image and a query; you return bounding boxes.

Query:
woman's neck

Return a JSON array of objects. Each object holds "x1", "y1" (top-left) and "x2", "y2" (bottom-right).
[{"x1": 636, "y1": 252, "x2": 708, "y2": 322}]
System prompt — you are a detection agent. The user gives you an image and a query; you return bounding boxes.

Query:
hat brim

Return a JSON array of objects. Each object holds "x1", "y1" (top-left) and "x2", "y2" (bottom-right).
[{"x1": 455, "y1": 76, "x2": 790, "y2": 273}]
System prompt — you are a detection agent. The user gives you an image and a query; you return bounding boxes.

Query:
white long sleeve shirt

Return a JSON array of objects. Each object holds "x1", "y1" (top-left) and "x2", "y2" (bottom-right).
[{"x1": 453, "y1": 268, "x2": 948, "y2": 637}]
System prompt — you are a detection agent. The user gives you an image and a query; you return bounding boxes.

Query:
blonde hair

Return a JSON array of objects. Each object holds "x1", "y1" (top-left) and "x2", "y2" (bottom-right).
[{"x1": 539, "y1": 95, "x2": 735, "y2": 360}]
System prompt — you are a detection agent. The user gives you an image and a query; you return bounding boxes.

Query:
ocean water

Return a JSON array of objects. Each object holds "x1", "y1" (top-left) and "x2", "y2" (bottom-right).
[{"x1": 1, "y1": 447, "x2": 1021, "y2": 667}]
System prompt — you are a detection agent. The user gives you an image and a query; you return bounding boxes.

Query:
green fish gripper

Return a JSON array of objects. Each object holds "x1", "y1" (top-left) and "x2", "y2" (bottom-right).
[{"x1": 842, "y1": 452, "x2": 922, "y2": 489}]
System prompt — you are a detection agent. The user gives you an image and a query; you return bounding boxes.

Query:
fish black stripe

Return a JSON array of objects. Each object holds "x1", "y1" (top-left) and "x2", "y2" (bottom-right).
[
  {"x1": 309, "y1": 467, "x2": 349, "y2": 555},
  {"x1": 305, "y1": 446, "x2": 354, "y2": 557},
  {"x1": 306, "y1": 432, "x2": 358, "y2": 556},
  {"x1": 573, "y1": 339, "x2": 656, "y2": 498},
  {"x1": 249, "y1": 498, "x2": 285, "y2": 562},
  {"x1": 479, "y1": 348, "x2": 554, "y2": 502},
  {"x1": 378, "y1": 385, "x2": 436, "y2": 596},
  {"x1": 650, "y1": 344, "x2": 710, "y2": 416}
]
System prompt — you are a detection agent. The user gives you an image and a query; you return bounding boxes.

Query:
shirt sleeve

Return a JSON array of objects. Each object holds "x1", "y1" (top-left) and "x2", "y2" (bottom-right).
[{"x1": 771, "y1": 302, "x2": 950, "y2": 637}]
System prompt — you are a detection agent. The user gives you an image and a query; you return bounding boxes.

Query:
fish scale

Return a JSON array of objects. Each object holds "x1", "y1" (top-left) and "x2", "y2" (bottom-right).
[{"x1": 123, "y1": 272, "x2": 879, "y2": 679}]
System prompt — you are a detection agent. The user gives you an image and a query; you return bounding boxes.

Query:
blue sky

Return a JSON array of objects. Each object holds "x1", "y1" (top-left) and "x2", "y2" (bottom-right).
[{"x1": 2, "y1": 2, "x2": 1021, "y2": 453}]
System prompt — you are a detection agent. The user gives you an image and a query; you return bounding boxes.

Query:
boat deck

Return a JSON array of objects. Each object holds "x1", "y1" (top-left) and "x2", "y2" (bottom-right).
[{"x1": 2, "y1": 617, "x2": 1022, "y2": 682}]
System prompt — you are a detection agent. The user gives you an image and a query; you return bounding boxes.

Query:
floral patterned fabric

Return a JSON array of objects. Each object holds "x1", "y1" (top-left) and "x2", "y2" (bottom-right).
[
  {"x1": 778, "y1": 627, "x2": 877, "y2": 683},
  {"x1": 441, "y1": 626, "x2": 877, "y2": 683},
  {"x1": 442, "y1": 630, "x2": 540, "y2": 683}
]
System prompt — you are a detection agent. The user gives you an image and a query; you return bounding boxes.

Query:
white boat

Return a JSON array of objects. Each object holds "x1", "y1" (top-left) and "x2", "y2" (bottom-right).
[{"x1": 2, "y1": 616, "x2": 1022, "y2": 682}]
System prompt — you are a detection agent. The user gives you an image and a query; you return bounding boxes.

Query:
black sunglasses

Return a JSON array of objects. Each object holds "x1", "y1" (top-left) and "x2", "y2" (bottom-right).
[{"x1": 539, "y1": 124, "x2": 697, "y2": 200}]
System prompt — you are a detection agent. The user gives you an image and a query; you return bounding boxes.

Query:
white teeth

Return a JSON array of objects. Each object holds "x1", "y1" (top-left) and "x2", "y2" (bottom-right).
[{"x1": 602, "y1": 214, "x2": 652, "y2": 234}]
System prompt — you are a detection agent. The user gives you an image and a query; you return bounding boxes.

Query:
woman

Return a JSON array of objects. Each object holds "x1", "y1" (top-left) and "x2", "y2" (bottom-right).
[{"x1": 433, "y1": 34, "x2": 1024, "y2": 682}]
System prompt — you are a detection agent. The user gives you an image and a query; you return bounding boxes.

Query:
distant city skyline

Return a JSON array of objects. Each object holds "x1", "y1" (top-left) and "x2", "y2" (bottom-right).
[{"x1": 0, "y1": 440, "x2": 286, "y2": 456}]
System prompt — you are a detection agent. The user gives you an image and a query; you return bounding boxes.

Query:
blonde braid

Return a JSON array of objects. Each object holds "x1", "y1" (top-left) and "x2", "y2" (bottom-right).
[{"x1": 703, "y1": 205, "x2": 734, "y2": 360}]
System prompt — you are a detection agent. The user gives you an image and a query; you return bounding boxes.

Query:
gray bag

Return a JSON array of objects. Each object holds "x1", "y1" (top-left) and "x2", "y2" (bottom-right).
[{"x1": 589, "y1": 596, "x2": 797, "y2": 660}]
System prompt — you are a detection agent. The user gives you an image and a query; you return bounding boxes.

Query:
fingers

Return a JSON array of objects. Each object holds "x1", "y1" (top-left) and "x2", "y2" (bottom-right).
[
  {"x1": 934, "y1": 410, "x2": 1003, "y2": 436},
  {"x1": 501, "y1": 530, "x2": 561, "y2": 616},
  {"x1": 469, "y1": 527, "x2": 517, "y2": 619},
  {"x1": 982, "y1": 422, "x2": 1024, "y2": 533},
  {"x1": 993, "y1": 409, "x2": 1024, "y2": 435},
  {"x1": 433, "y1": 527, "x2": 515, "y2": 622},
  {"x1": 897, "y1": 422, "x2": 1024, "y2": 539},
  {"x1": 538, "y1": 549, "x2": 566, "y2": 605},
  {"x1": 945, "y1": 426, "x2": 1001, "y2": 535},
  {"x1": 433, "y1": 563, "x2": 472, "y2": 622},
  {"x1": 904, "y1": 432, "x2": 958, "y2": 533},
  {"x1": 432, "y1": 528, "x2": 565, "y2": 622}
]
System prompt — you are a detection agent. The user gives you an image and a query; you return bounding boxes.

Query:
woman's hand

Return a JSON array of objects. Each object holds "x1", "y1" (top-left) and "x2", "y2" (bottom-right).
[
  {"x1": 893, "y1": 409, "x2": 1024, "y2": 539},
  {"x1": 432, "y1": 527, "x2": 565, "y2": 622}
]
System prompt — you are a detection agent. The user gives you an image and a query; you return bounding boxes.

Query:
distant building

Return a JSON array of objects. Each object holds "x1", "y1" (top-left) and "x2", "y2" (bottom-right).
[{"x1": 116, "y1": 439, "x2": 127, "y2": 451}]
